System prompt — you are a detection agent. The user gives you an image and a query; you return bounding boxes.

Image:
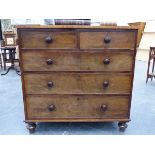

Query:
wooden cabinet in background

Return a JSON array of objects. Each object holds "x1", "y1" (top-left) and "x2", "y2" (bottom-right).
[
  {"x1": 17, "y1": 25, "x2": 138, "y2": 133},
  {"x1": 128, "y1": 22, "x2": 146, "y2": 47}
]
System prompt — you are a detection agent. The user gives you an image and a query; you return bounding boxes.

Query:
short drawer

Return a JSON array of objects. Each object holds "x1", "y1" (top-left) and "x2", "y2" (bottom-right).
[
  {"x1": 26, "y1": 95, "x2": 129, "y2": 119},
  {"x1": 19, "y1": 30, "x2": 77, "y2": 49},
  {"x1": 22, "y1": 50, "x2": 134, "y2": 72},
  {"x1": 80, "y1": 31, "x2": 136, "y2": 49},
  {"x1": 24, "y1": 73, "x2": 131, "y2": 94}
]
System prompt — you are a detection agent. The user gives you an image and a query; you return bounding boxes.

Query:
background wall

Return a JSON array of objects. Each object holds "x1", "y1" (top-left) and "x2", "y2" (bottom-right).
[{"x1": 137, "y1": 20, "x2": 155, "y2": 61}]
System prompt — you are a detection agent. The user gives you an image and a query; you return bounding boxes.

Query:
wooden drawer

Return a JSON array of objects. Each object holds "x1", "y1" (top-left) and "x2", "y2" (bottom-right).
[
  {"x1": 26, "y1": 95, "x2": 129, "y2": 119},
  {"x1": 80, "y1": 31, "x2": 136, "y2": 49},
  {"x1": 19, "y1": 30, "x2": 77, "y2": 49},
  {"x1": 22, "y1": 50, "x2": 134, "y2": 72},
  {"x1": 24, "y1": 73, "x2": 131, "y2": 94}
]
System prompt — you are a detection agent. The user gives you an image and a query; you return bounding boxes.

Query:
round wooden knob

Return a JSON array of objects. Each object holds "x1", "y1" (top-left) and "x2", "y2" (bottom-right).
[
  {"x1": 104, "y1": 36, "x2": 111, "y2": 44},
  {"x1": 45, "y1": 36, "x2": 53, "y2": 43},
  {"x1": 103, "y1": 80, "x2": 109, "y2": 88},
  {"x1": 101, "y1": 104, "x2": 108, "y2": 111},
  {"x1": 47, "y1": 81, "x2": 54, "y2": 88},
  {"x1": 46, "y1": 59, "x2": 53, "y2": 65},
  {"x1": 48, "y1": 104, "x2": 55, "y2": 111},
  {"x1": 103, "y1": 58, "x2": 110, "y2": 64}
]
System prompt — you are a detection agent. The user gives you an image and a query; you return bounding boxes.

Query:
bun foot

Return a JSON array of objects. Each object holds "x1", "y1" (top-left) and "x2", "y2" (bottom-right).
[
  {"x1": 26, "y1": 123, "x2": 37, "y2": 134},
  {"x1": 118, "y1": 122, "x2": 128, "y2": 132}
]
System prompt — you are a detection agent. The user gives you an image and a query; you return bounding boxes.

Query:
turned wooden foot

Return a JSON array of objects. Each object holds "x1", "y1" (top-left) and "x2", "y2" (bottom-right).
[
  {"x1": 26, "y1": 122, "x2": 37, "y2": 133},
  {"x1": 118, "y1": 122, "x2": 128, "y2": 132}
]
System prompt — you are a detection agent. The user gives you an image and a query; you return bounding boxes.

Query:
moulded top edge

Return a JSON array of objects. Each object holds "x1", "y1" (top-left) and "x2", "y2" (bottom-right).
[{"x1": 16, "y1": 25, "x2": 138, "y2": 30}]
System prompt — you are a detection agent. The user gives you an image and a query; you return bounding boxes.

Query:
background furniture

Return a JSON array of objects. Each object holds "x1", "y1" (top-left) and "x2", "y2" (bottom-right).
[
  {"x1": 0, "y1": 20, "x2": 4, "y2": 69},
  {"x1": 146, "y1": 47, "x2": 155, "y2": 83},
  {"x1": 0, "y1": 29, "x2": 20, "y2": 75},
  {"x1": 1, "y1": 46, "x2": 20, "y2": 75},
  {"x1": 128, "y1": 22, "x2": 146, "y2": 47},
  {"x1": 17, "y1": 25, "x2": 138, "y2": 133},
  {"x1": 3, "y1": 31, "x2": 16, "y2": 46},
  {"x1": 0, "y1": 19, "x2": 2, "y2": 40},
  {"x1": 0, "y1": 52, "x2": 2, "y2": 69}
]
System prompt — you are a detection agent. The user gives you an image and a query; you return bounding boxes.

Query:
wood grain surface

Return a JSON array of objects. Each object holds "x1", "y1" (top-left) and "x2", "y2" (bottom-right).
[
  {"x1": 80, "y1": 31, "x2": 136, "y2": 49},
  {"x1": 24, "y1": 73, "x2": 131, "y2": 94},
  {"x1": 26, "y1": 95, "x2": 129, "y2": 119},
  {"x1": 22, "y1": 50, "x2": 134, "y2": 72},
  {"x1": 20, "y1": 30, "x2": 77, "y2": 49}
]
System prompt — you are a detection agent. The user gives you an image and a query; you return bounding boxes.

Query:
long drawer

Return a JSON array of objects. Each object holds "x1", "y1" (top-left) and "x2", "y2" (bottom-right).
[
  {"x1": 80, "y1": 31, "x2": 136, "y2": 49},
  {"x1": 26, "y1": 95, "x2": 129, "y2": 119},
  {"x1": 22, "y1": 50, "x2": 134, "y2": 72},
  {"x1": 24, "y1": 73, "x2": 131, "y2": 94},
  {"x1": 19, "y1": 30, "x2": 77, "y2": 49}
]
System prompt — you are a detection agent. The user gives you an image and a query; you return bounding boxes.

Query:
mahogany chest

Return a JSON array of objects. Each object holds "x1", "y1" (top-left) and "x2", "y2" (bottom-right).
[{"x1": 17, "y1": 25, "x2": 138, "y2": 133}]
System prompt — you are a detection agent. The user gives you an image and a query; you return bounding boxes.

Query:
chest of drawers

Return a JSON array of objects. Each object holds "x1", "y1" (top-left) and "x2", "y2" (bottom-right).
[{"x1": 17, "y1": 25, "x2": 138, "y2": 133}]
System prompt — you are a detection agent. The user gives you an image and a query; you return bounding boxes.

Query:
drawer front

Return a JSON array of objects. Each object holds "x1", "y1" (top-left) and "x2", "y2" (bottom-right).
[
  {"x1": 24, "y1": 73, "x2": 131, "y2": 94},
  {"x1": 22, "y1": 50, "x2": 134, "y2": 72},
  {"x1": 26, "y1": 95, "x2": 129, "y2": 119},
  {"x1": 80, "y1": 31, "x2": 136, "y2": 49},
  {"x1": 20, "y1": 30, "x2": 77, "y2": 49}
]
